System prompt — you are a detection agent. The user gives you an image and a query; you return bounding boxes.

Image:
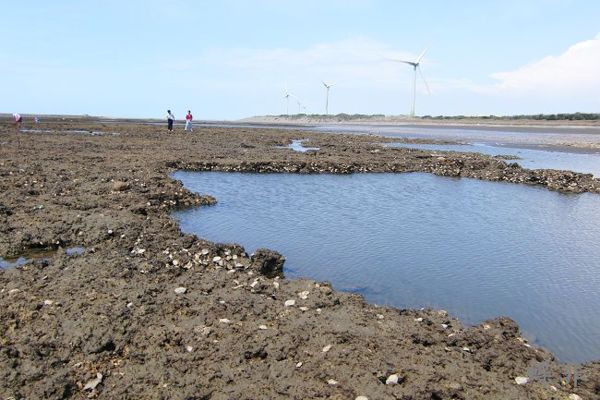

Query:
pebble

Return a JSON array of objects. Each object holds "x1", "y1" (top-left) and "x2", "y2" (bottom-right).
[
  {"x1": 174, "y1": 287, "x2": 187, "y2": 294},
  {"x1": 514, "y1": 376, "x2": 529, "y2": 385},
  {"x1": 462, "y1": 347, "x2": 471, "y2": 353},
  {"x1": 322, "y1": 344, "x2": 332, "y2": 353},
  {"x1": 327, "y1": 379, "x2": 338, "y2": 385},
  {"x1": 212, "y1": 256, "x2": 222, "y2": 262},
  {"x1": 284, "y1": 299, "x2": 296, "y2": 307},
  {"x1": 258, "y1": 325, "x2": 268, "y2": 330},
  {"x1": 386, "y1": 374, "x2": 399, "y2": 385},
  {"x1": 299, "y1": 307, "x2": 309, "y2": 311},
  {"x1": 355, "y1": 397, "x2": 369, "y2": 400},
  {"x1": 273, "y1": 281, "x2": 280, "y2": 289},
  {"x1": 186, "y1": 346, "x2": 193, "y2": 352},
  {"x1": 43, "y1": 299, "x2": 54, "y2": 306},
  {"x1": 414, "y1": 317, "x2": 423, "y2": 322},
  {"x1": 126, "y1": 302, "x2": 133, "y2": 308},
  {"x1": 569, "y1": 394, "x2": 582, "y2": 400},
  {"x1": 296, "y1": 361, "x2": 303, "y2": 368},
  {"x1": 376, "y1": 314, "x2": 384, "y2": 319},
  {"x1": 441, "y1": 324, "x2": 448, "y2": 329},
  {"x1": 201, "y1": 249, "x2": 209, "y2": 255},
  {"x1": 219, "y1": 318, "x2": 231, "y2": 324}
]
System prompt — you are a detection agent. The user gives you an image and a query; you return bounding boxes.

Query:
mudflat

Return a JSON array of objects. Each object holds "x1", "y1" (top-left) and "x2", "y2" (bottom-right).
[{"x1": 1, "y1": 120, "x2": 598, "y2": 399}]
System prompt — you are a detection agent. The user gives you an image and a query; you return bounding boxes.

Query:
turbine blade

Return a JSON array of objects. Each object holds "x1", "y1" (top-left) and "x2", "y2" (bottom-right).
[
  {"x1": 418, "y1": 66, "x2": 431, "y2": 95},
  {"x1": 416, "y1": 48, "x2": 428, "y2": 64},
  {"x1": 387, "y1": 57, "x2": 416, "y2": 66}
]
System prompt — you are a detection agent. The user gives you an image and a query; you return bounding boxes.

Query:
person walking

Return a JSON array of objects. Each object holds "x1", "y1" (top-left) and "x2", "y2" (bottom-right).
[
  {"x1": 185, "y1": 110, "x2": 193, "y2": 132},
  {"x1": 167, "y1": 110, "x2": 175, "y2": 132}
]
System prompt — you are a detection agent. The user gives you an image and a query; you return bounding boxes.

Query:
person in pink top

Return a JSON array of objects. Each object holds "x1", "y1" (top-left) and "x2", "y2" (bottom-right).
[
  {"x1": 13, "y1": 113, "x2": 23, "y2": 130},
  {"x1": 185, "y1": 110, "x2": 193, "y2": 132}
]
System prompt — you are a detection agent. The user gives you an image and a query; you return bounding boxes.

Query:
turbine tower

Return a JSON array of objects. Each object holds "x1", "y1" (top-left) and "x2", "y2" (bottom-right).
[
  {"x1": 390, "y1": 48, "x2": 430, "y2": 117},
  {"x1": 322, "y1": 81, "x2": 334, "y2": 115}
]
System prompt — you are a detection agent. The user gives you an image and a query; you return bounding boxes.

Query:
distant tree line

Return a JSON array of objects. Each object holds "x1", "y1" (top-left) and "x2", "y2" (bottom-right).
[
  {"x1": 420, "y1": 112, "x2": 600, "y2": 121},
  {"x1": 276, "y1": 113, "x2": 386, "y2": 120},
  {"x1": 273, "y1": 112, "x2": 599, "y2": 121}
]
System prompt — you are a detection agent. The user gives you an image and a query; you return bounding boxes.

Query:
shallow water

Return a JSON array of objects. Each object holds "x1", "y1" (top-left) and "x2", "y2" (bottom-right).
[
  {"x1": 385, "y1": 142, "x2": 600, "y2": 177},
  {"x1": 173, "y1": 171, "x2": 600, "y2": 363},
  {"x1": 0, "y1": 246, "x2": 86, "y2": 269},
  {"x1": 275, "y1": 139, "x2": 320, "y2": 153}
]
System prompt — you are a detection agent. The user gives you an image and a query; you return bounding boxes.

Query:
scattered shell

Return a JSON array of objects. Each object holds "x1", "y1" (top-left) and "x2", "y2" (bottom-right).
[
  {"x1": 83, "y1": 373, "x2": 103, "y2": 391},
  {"x1": 568, "y1": 395, "x2": 582, "y2": 400},
  {"x1": 258, "y1": 325, "x2": 268, "y2": 330},
  {"x1": 186, "y1": 346, "x2": 193, "y2": 352},
  {"x1": 201, "y1": 249, "x2": 209, "y2": 255},
  {"x1": 356, "y1": 397, "x2": 369, "y2": 400},
  {"x1": 441, "y1": 324, "x2": 448, "y2": 329},
  {"x1": 296, "y1": 361, "x2": 303, "y2": 368},
  {"x1": 284, "y1": 299, "x2": 296, "y2": 307},
  {"x1": 514, "y1": 376, "x2": 529, "y2": 385},
  {"x1": 298, "y1": 291, "x2": 309, "y2": 300},
  {"x1": 299, "y1": 307, "x2": 309, "y2": 311},
  {"x1": 327, "y1": 379, "x2": 338, "y2": 385},
  {"x1": 462, "y1": 347, "x2": 471, "y2": 353},
  {"x1": 376, "y1": 314, "x2": 384, "y2": 320},
  {"x1": 322, "y1": 344, "x2": 332, "y2": 353},
  {"x1": 414, "y1": 317, "x2": 423, "y2": 322},
  {"x1": 43, "y1": 299, "x2": 54, "y2": 306},
  {"x1": 273, "y1": 281, "x2": 280, "y2": 289},
  {"x1": 126, "y1": 302, "x2": 133, "y2": 308},
  {"x1": 212, "y1": 256, "x2": 222, "y2": 262},
  {"x1": 174, "y1": 287, "x2": 187, "y2": 294},
  {"x1": 386, "y1": 374, "x2": 399, "y2": 385},
  {"x1": 483, "y1": 324, "x2": 491, "y2": 330},
  {"x1": 219, "y1": 318, "x2": 231, "y2": 324}
]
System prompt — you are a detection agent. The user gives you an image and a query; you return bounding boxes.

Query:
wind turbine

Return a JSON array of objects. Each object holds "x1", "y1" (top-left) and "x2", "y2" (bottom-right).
[
  {"x1": 389, "y1": 48, "x2": 430, "y2": 117},
  {"x1": 322, "y1": 81, "x2": 334, "y2": 115},
  {"x1": 283, "y1": 84, "x2": 291, "y2": 116}
]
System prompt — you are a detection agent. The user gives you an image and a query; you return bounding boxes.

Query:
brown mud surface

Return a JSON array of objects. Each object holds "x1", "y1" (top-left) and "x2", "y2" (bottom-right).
[{"x1": 1, "y1": 121, "x2": 599, "y2": 399}]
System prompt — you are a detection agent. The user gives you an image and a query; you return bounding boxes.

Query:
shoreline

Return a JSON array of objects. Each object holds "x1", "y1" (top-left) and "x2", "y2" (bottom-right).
[{"x1": 1, "y1": 120, "x2": 598, "y2": 399}]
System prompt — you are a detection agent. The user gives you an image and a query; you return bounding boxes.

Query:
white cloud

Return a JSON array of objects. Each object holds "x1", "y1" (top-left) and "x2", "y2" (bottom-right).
[
  {"x1": 169, "y1": 37, "x2": 423, "y2": 90},
  {"x1": 481, "y1": 33, "x2": 600, "y2": 96}
]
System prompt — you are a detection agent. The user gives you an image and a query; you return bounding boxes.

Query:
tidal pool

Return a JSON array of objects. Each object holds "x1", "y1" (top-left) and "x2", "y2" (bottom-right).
[{"x1": 172, "y1": 171, "x2": 600, "y2": 363}]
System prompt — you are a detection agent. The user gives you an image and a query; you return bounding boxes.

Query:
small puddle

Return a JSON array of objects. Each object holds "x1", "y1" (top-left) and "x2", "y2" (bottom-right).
[
  {"x1": 276, "y1": 139, "x2": 319, "y2": 153},
  {"x1": 0, "y1": 246, "x2": 86, "y2": 269}
]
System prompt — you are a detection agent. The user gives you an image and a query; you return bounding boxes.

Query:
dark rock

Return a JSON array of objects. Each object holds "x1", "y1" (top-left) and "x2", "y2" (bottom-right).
[{"x1": 251, "y1": 248, "x2": 285, "y2": 278}]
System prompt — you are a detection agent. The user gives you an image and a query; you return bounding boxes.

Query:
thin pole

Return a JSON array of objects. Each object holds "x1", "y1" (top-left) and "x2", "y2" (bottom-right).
[{"x1": 411, "y1": 65, "x2": 417, "y2": 117}]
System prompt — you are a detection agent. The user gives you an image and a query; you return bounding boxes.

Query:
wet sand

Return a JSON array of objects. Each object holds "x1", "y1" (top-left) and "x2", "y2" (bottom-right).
[{"x1": 1, "y1": 120, "x2": 599, "y2": 399}]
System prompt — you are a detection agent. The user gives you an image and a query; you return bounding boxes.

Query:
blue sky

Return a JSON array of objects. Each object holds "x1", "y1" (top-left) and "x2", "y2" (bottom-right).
[{"x1": 2, "y1": 0, "x2": 599, "y2": 119}]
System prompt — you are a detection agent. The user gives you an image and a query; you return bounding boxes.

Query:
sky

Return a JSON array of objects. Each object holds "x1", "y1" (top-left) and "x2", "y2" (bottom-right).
[{"x1": 2, "y1": 0, "x2": 600, "y2": 119}]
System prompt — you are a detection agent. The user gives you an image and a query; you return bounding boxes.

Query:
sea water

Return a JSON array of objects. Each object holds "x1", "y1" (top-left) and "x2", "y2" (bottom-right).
[{"x1": 173, "y1": 171, "x2": 600, "y2": 363}]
